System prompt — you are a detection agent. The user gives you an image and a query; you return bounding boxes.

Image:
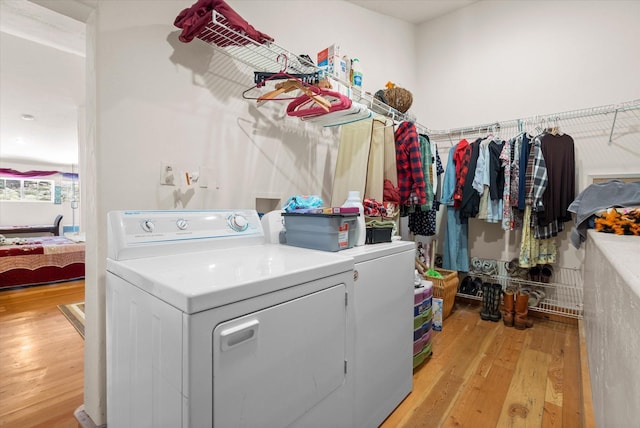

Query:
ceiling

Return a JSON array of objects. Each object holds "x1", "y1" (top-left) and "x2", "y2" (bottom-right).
[
  {"x1": 345, "y1": 0, "x2": 477, "y2": 25},
  {"x1": 0, "y1": 0, "x2": 85, "y2": 166},
  {"x1": 0, "y1": 0, "x2": 475, "y2": 167}
]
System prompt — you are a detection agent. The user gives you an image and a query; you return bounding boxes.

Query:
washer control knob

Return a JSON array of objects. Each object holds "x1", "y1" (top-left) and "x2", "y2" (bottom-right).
[
  {"x1": 228, "y1": 214, "x2": 248, "y2": 232},
  {"x1": 141, "y1": 219, "x2": 155, "y2": 233},
  {"x1": 176, "y1": 218, "x2": 188, "y2": 230}
]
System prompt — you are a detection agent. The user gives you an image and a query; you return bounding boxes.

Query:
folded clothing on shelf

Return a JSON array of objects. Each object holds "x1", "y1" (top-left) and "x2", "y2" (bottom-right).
[
  {"x1": 174, "y1": 0, "x2": 274, "y2": 45},
  {"x1": 594, "y1": 207, "x2": 640, "y2": 236}
]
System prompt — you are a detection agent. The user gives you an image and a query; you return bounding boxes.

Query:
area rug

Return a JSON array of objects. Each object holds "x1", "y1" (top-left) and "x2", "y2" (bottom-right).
[{"x1": 58, "y1": 301, "x2": 85, "y2": 339}]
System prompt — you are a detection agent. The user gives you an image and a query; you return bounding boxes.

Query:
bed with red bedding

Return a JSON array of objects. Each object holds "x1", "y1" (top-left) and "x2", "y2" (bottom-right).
[{"x1": 0, "y1": 236, "x2": 85, "y2": 289}]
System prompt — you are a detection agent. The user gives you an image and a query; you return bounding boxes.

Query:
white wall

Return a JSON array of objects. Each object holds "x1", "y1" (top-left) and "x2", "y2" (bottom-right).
[
  {"x1": 232, "y1": 1, "x2": 418, "y2": 96},
  {"x1": 415, "y1": 0, "x2": 640, "y2": 129},
  {"x1": 83, "y1": 1, "x2": 417, "y2": 424},
  {"x1": 414, "y1": 0, "x2": 640, "y2": 268},
  {"x1": 93, "y1": 0, "x2": 416, "y2": 212}
]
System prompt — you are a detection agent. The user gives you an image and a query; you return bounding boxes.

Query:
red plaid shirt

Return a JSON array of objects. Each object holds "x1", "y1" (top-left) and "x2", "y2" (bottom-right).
[
  {"x1": 395, "y1": 122, "x2": 426, "y2": 205},
  {"x1": 453, "y1": 139, "x2": 471, "y2": 208}
]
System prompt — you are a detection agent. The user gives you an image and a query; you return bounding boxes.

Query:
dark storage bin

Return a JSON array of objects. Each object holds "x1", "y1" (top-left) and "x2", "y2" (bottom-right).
[{"x1": 365, "y1": 227, "x2": 393, "y2": 244}]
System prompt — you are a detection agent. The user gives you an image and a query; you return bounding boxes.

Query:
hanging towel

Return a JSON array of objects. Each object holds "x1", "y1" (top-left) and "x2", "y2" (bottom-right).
[
  {"x1": 331, "y1": 118, "x2": 374, "y2": 206},
  {"x1": 364, "y1": 117, "x2": 388, "y2": 203}
]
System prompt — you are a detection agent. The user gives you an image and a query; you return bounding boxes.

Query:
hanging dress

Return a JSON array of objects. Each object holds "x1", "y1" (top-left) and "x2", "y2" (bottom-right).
[{"x1": 442, "y1": 143, "x2": 469, "y2": 272}]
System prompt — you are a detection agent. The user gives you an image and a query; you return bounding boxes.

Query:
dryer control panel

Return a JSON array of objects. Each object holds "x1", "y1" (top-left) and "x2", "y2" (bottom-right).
[{"x1": 107, "y1": 210, "x2": 264, "y2": 260}]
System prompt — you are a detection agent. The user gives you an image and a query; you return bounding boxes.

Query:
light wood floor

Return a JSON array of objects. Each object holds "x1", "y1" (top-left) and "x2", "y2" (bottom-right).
[
  {"x1": 0, "y1": 280, "x2": 84, "y2": 428},
  {"x1": 0, "y1": 281, "x2": 587, "y2": 428},
  {"x1": 382, "y1": 302, "x2": 585, "y2": 428}
]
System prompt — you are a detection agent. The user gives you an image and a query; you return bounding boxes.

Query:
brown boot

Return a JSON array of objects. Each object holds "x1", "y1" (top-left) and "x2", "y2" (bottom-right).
[
  {"x1": 502, "y1": 290, "x2": 515, "y2": 327},
  {"x1": 514, "y1": 292, "x2": 533, "y2": 330}
]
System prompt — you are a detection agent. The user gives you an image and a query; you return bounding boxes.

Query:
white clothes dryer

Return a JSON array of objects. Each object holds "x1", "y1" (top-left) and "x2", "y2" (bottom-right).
[{"x1": 106, "y1": 210, "x2": 356, "y2": 428}]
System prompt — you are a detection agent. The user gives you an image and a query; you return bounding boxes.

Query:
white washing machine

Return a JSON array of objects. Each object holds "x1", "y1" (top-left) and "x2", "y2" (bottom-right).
[
  {"x1": 106, "y1": 210, "x2": 356, "y2": 428},
  {"x1": 262, "y1": 212, "x2": 415, "y2": 427},
  {"x1": 340, "y1": 242, "x2": 415, "y2": 428}
]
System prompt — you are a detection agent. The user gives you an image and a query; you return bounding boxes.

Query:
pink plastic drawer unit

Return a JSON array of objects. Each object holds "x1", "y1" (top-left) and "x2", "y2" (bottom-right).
[
  {"x1": 422, "y1": 319, "x2": 432, "y2": 337},
  {"x1": 414, "y1": 288, "x2": 424, "y2": 305},
  {"x1": 413, "y1": 302, "x2": 423, "y2": 317},
  {"x1": 413, "y1": 334, "x2": 429, "y2": 356},
  {"x1": 413, "y1": 307, "x2": 431, "y2": 329},
  {"x1": 423, "y1": 283, "x2": 433, "y2": 299},
  {"x1": 412, "y1": 342, "x2": 432, "y2": 368},
  {"x1": 413, "y1": 323, "x2": 423, "y2": 342},
  {"x1": 414, "y1": 286, "x2": 425, "y2": 316},
  {"x1": 422, "y1": 328, "x2": 432, "y2": 344}
]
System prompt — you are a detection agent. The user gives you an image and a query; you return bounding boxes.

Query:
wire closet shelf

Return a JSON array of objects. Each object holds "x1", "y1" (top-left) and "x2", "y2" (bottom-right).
[
  {"x1": 196, "y1": 11, "x2": 422, "y2": 125},
  {"x1": 458, "y1": 261, "x2": 584, "y2": 319},
  {"x1": 428, "y1": 99, "x2": 640, "y2": 145}
]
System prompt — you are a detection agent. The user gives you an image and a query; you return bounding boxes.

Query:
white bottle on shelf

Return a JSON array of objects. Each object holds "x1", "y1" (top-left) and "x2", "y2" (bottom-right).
[
  {"x1": 351, "y1": 58, "x2": 363, "y2": 88},
  {"x1": 342, "y1": 190, "x2": 366, "y2": 246},
  {"x1": 343, "y1": 54, "x2": 351, "y2": 85}
]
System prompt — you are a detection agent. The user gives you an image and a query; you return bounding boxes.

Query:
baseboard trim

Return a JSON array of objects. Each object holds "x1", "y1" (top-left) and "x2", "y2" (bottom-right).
[
  {"x1": 74, "y1": 405, "x2": 106, "y2": 428},
  {"x1": 578, "y1": 320, "x2": 596, "y2": 428}
]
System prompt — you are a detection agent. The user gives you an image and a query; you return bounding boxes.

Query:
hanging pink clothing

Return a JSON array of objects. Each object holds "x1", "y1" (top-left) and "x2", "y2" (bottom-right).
[{"x1": 174, "y1": 0, "x2": 274, "y2": 46}]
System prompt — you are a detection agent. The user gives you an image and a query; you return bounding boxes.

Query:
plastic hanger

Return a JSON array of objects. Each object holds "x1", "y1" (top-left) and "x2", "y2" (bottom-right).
[
  {"x1": 258, "y1": 80, "x2": 331, "y2": 111},
  {"x1": 486, "y1": 124, "x2": 494, "y2": 140},
  {"x1": 300, "y1": 101, "x2": 371, "y2": 127},
  {"x1": 241, "y1": 54, "x2": 331, "y2": 112},
  {"x1": 286, "y1": 87, "x2": 351, "y2": 118},
  {"x1": 534, "y1": 117, "x2": 545, "y2": 136},
  {"x1": 548, "y1": 116, "x2": 563, "y2": 135},
  {"x1": 242, "y1": 76, "x2": 331, "y2": 112}
]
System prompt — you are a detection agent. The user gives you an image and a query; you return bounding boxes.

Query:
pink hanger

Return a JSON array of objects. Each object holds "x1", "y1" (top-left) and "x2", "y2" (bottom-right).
[{"x1": 286, "y1": 87, "x2": 351, "y2": 118}]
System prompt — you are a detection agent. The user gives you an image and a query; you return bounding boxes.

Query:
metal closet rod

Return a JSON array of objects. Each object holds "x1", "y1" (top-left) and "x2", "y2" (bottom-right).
[{"x1": 426, "y1": 98, "x2": 640, "y2": 144}]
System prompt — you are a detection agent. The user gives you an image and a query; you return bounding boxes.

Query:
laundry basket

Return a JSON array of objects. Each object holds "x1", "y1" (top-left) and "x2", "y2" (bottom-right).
[{"x1": 425, "y1": 268, "x2": 458, "y2": 320}]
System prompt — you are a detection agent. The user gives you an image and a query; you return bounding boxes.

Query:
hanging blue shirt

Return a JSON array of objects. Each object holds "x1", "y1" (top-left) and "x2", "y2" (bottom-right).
[{"x1": 442, "y1": 145, "x2": 469, "y2": 272}]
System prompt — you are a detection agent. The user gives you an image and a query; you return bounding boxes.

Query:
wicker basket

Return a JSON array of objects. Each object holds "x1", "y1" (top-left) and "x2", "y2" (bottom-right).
[
  {"x1": 384, "y1": 87, "x2": 413, "y2": 113},
  {"x1": 425, "y1": 268, "x2": 459, "y2": 320}
]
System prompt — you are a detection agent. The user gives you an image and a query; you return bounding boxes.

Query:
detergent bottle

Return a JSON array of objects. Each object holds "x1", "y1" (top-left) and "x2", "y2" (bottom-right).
[{"x1": 342, "y1": 190, "x2": 366, "y2": 246}]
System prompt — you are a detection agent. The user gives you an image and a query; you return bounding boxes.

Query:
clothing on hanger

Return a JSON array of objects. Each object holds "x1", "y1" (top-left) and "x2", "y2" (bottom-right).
[
  {"x1": 395, "y1": 122, "x2": 426, "y2": 206},
  {"x1": 452, "y1": 139, "x2": 471, "y2": 209},
  {"x1": 441, "y1": 147, "x2": 469, "y2": 272},
  {"x1": 538, "y1": 133, "x2": 575, "y2": 226}
]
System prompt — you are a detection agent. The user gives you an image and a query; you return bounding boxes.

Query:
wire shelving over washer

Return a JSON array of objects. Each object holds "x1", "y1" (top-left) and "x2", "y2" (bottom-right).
[{"x1": 195, "y1": 11, "x2": 427, "y2": 127}]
